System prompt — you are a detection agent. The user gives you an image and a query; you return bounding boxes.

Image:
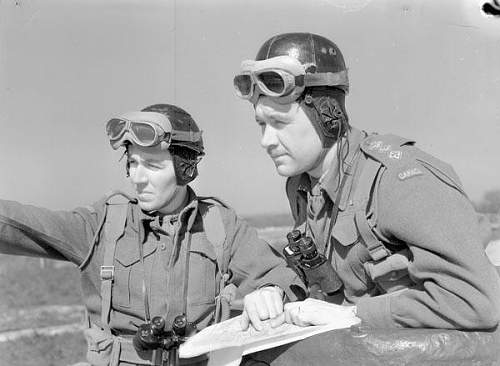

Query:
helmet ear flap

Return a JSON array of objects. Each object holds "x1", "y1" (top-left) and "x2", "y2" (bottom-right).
[
  {"x1": 172, "y1": 154, "x2": 200, "y2": 186},
  {"x1": 304, "y1": 95, "x2": 346, "y2": 139},
  {"x1": 302, "y1": 91, "x2": 348, "y2": 148}
]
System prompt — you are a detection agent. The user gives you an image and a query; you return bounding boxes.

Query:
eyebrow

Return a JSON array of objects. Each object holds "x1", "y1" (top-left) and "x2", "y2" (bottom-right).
[
  {"x1": 143, "y1": 157, "x2": 163, "y2": 164},
  {"x1": 128, "y1": 155, "x2": 162, "y2": 164},
  {"x1": 256, "y1": 111, "x2": 289, "y2": 123}
]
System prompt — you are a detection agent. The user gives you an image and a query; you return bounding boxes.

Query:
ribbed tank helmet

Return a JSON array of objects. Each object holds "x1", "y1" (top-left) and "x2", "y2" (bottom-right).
[
  {"x1": 140, "y1": 104, "x2": 204, "y2": 185},
  {"x1": 255, "y1": 32, "x2": 349, "y2": 94},
  {"x1": 140, "y1": 104, "x2": 204, "y2": 155}
]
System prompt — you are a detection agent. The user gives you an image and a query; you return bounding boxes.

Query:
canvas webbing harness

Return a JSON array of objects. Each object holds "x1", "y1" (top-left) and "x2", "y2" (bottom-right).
[
  {"x1": 351, "y1": 152, "x2": 393, "y2": 262},
  {"x1": 292, "y1": 135, "x2": 416, "y2": 267},
  {"x1": 97, "y1": 193, "x2": 232, "y2": 336},
  {"x1": 294, "y1": 151, "x2": 392, "y2": 264}
]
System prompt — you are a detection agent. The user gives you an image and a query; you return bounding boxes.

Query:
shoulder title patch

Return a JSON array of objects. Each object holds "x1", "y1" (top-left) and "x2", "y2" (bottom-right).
[
  {"x1": 398, "y1": 167, "x2": 423, "y2": 180},
  {"x1": 366, "y1": 139, "x2": 403, "y2": 160}
]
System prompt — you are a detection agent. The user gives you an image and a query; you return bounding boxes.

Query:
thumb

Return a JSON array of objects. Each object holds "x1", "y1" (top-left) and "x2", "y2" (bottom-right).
[
  {"x1": 240, "y1": 310, "x2": 250, "y2": 331},
  {"x1": 270, "y1": 312, "x2": 286, "y2": 328}
]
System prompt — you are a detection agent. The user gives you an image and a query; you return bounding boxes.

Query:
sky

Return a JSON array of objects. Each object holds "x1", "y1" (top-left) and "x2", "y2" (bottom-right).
[{"x1": 0, "y1": 0, "x2": 499, "y2": 215}]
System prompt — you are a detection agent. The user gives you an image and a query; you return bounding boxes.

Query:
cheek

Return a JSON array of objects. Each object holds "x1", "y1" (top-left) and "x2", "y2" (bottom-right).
[
  {"x1": 285, "y1": 125, "x2": 321, "y2": 154},
  {"x1": 292, "y1": 129, "x2": 323, "y2": 166},
  {"x1": 153, "y1": 167, "x2": 177, "y2": 194}
]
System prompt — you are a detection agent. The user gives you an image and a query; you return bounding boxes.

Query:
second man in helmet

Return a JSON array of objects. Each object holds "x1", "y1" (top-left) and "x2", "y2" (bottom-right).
[{"x1": 235, "y1": 32, "x2": 500, "y2": 331}]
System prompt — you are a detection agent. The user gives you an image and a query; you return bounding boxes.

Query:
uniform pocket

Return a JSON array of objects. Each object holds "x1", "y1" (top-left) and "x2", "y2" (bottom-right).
[
  {"x1": 187, "y1": 236, "x2": 217, "y2": 306},
  {"x1": 112, "y1": 238, "x2": 157, "y2": 308},
  {"x1": 83, "y1": 325, "x2": 114, "y2": 366}
]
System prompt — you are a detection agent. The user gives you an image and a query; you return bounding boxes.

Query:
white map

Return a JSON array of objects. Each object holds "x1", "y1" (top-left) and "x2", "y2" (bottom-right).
[{"x1": 179, "y1": 315, "x2": 360, "y2": 366}]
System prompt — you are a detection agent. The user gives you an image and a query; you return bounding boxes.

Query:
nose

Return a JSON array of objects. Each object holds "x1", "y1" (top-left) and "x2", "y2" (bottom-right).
[
  {"x1": 130, "y1": 164, "x2": 147, "y2": 185},
  {"x1": 260, "y1": 124, "x2": 278, "y2": 150}
]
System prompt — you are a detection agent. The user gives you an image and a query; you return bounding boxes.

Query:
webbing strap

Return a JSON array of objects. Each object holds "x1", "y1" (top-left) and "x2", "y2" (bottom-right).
[
  {"x1": 207, "y1": 206, "x2": 228, "y2": 275},
  {"x1": 137, "y1": 221, "x2": 151, "y2": 323},
  {"x1": 100, "y1": 202, "x2": 128, "y2": 330},
  {"x1": 200, "y1": 201, "x2": 231, "y2": 323},
  {"x1": 324, "y1": 148, "x2": 362, "y2": 260},
  {"x1": 353, "y1": 156, "x2": 392, "y2": 262}
]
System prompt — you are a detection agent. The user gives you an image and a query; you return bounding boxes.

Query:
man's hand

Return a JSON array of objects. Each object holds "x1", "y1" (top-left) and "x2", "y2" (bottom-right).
[
  {"x1": 240, "y1": 286, "x2": 284, "y2": 331},
  {"x1": 277, "y1": 298, "x2": 356, "y2": 327}
]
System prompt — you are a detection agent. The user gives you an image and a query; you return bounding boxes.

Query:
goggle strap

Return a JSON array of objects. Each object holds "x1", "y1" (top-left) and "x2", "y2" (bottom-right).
[
  {"x1": 304, "y1": 70, "x2": 349, "y2": 88},
  {"x1": 171, "y1": 130, "x2": 203, "y2": 143}
]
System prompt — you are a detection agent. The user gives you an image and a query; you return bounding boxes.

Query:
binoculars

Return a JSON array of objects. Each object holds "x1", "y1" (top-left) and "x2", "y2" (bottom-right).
[
  {"x1": 283, "y1": 230, "x2": 343, "y2": 298},
  {"x1": 133, "y1": 314, "x2": 197, "y2": 366}
]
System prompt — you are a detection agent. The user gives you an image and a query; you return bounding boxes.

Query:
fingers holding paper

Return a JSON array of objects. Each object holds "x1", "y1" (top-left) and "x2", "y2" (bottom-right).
[
  {"x1": 241, "y1": 286, "x2": 285, "y2": 331},
  {"x1": 283, "y1": 298, "x2": 357, "y2": 327}
]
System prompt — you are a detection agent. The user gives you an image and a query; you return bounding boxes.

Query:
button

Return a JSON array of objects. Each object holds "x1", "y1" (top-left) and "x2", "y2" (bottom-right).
[{"x1": 160, "y1": 243, "x2": 167, "y2": 251}]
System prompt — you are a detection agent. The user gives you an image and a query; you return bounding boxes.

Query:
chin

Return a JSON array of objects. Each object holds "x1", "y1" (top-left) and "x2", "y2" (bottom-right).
[
  {"x1": 138, "y1": 201, "x2": 158, "y2": 212},
  {"x1": 275, "y1": 164, "x2": 302, "y2": 177}
]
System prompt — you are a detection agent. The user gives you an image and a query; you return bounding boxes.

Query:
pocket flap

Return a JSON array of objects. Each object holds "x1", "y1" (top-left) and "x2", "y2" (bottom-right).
[
  {"x1": 332, "y1": 214, "x2": 359, "y2": 246},
  {"x1": 189, "y1": 236, "x2": 217, "y2": 261},
  {"x1": 83, "y1": 325, "x2": 113, "y2": 352},
  {"x1": 115, "y1": 239, "x2": 157, "y2": 267}
]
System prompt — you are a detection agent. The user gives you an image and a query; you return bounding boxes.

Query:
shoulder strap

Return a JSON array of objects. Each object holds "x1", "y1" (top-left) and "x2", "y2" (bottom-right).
[
  {"x1": 100, "y1": 191, "x2": 131, "y2": 330},
  {"x1": 360, "y1": 133, "x2": 415, "y2": 167},
  {"x1": 352, "y1": 154, "x2": 392, "y2": 261},
  {"x1": 352, "y1": 133, "x2": 416, "y2": 262},
  {"x1": 197, "y1": 197, "x2": 234, "y2": 323},
  {"x1": 200, "y1": 201, "x2": 228, "y2": 275},
  {"x1": 356, "y1": 133, "x2": 467, "y2": 262}
]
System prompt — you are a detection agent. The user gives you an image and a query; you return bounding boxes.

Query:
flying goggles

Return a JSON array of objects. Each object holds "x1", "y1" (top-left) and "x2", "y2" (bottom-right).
[
  {"x1": 106, "y1": 111, "x2": 202, "y2": 150},
  {"x1": 233, "y1": 55, "x2": 349, "y2": 105}
]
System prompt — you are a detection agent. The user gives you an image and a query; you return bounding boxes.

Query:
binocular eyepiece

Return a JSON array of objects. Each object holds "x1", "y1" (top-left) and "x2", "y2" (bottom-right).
[
  {"x1": 133, "y1": 315, "x2": 197, "y2": 353},
  {"x1": 284, "y1": 230, "x2": 343, "y2": 297}
]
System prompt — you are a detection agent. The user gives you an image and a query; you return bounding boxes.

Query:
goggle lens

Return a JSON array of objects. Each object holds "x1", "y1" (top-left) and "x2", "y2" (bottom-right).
[
  {"x1": 257, "y1": 71, "x2": 285, "y2": 94},
  {"x1": 107, "y1": 119, "x2": 127, "y2": 140},
  {"x1": 131, "y1": 122, "x2": 157, "y2": 145},
  {"x1": 234, "y1": 74, "x2": 253, "y2": 96}
]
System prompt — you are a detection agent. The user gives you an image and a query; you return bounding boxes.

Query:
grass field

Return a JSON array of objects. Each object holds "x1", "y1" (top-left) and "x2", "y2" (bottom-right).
[{"x1": 0, "y1": 255, "x2": 85, "y2": 366}]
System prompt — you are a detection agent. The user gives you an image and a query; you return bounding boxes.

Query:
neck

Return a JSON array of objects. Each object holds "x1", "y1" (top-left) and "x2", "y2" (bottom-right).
[
  {"x1": 158, "y1": 186, "x2": 189, "y2": 215},
  {"x1": 307, "y1": 141, "x2": 339, "y2": 179}
]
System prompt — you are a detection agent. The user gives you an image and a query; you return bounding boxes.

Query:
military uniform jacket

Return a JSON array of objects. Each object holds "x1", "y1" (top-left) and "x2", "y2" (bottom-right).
[
  {"x1": 286, "y1": 127, "x2": 500, "y2": 329},
  {"x1": 0, "y1": 187, "x2": 303, "y2": 360}
]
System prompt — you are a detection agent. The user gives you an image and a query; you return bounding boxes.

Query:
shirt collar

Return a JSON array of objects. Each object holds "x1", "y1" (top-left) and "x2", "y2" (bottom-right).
[
  {"x1": 297, "y1": 127, "x2": 366, "y2": 211},
  {"x1": 139, "y1": 186, "x2": 198, "y2": 232}
]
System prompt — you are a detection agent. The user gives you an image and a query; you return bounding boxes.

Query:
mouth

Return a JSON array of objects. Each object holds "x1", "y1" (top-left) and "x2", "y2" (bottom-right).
[
  {"x1": 268, "y1": 151, "x2": 286, "y2": 160},
  {"x1": 137, "y1": 192, "x2": 154, "y2": 201}
]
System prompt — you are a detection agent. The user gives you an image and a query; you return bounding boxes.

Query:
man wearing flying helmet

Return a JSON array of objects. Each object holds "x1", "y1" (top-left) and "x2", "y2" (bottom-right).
[
  {"x1": 234, "y1": 33, "x2": 500, "y2": 331},
  {"x1": 0, "y1": 103, "x2": 304, "y2": 365}
]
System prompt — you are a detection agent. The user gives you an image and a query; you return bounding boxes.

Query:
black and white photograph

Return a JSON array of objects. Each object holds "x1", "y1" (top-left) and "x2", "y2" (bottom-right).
[{"x1": 1, "y1": 0, "x2": 500, "y2": 365}]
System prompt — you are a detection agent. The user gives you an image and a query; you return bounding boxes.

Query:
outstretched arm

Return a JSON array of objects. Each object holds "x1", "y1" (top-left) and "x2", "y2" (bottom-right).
[{"x1": 0, "y1": 198, "x2": 104, "y2": 265}]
